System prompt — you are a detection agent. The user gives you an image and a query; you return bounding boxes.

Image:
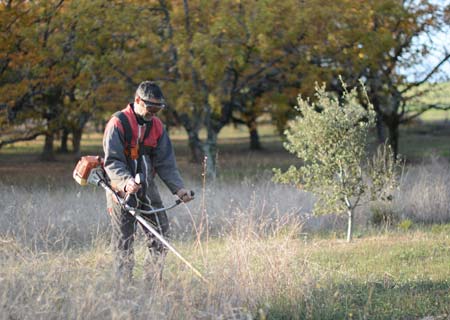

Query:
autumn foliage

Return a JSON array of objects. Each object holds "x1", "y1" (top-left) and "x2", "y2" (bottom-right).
[{"x1": 0, "y1": 0, "x2": 448, "y2": 168}]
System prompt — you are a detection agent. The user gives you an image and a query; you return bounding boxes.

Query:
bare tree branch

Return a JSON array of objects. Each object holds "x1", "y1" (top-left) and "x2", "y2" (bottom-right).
[
  {"x1": 235, "y1": 56, "x2": 284, "y2": 93},
  {"x1": 400, "y1": 104, "x2": 450, "y2": 123},
  {"x1": 0, "y1": 130, "x2": 45, "y2": 149},
  {"x1": 401, "y1": 51, "x2": 450, "y2": 94}
]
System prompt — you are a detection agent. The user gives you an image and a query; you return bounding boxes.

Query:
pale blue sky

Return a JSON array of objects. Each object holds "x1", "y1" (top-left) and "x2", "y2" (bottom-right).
[
  {"x1": 402, "y1": 0, "x2": 450, "y2": 82},
  {"x1": 409, "y1": 29, "x2": 449, "y2": 82}
]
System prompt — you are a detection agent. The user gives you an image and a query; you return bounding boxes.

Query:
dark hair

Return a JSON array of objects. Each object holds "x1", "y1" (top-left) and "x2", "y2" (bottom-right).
[{"x1": 135, "y1": 81, "x2": 165, "y2": 101}]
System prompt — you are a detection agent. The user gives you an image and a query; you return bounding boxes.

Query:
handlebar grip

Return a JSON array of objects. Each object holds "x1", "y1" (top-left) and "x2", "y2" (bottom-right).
[
  {"x1": 135, "y1": 173, "x2": 143, "y2": 185},
  {"x1": 175, "y1": 190, "x2": 195, "y2": 205}
]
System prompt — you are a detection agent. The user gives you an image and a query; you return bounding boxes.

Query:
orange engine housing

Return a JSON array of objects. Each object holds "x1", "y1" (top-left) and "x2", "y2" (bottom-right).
[{"x1": 73, "y1": 155, "x2": 103, "y2": 186}]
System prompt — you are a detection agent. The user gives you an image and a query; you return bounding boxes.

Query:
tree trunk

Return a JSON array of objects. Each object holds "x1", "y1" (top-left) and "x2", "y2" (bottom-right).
[
  {"x1": 59, "y1": 128, "x2": 69, "y2": 153},
  {"x1": 346, "y1": 209, "x2": 353, "y2": 243},
  {"x1": 41, "y1": 131, "x2": 55, "y2": 161},
  {"x1": 72, "y1": 127, "x2": 83, "y2": 157},
  {"x1": 188, "y1": 131, "x2": 203, "y2": 163},
  {"x1": 247, "y1": 119, "x2": 262, "y2": 150},
  {"x1": 70, "y1": 112, "x2": 90, "y2": 157},
  {"x1": 376, "y1": 113, "x2": 385, "y2": 143},
  {"x1": 203, "y1": 128, "x2": 218, "y2": 180},
  {"x1": 386, "y1": 119, "x2": 399, "y2": 160},
  {"x1": 175, "y1": 112, "x2": 203, "y2": 164}
]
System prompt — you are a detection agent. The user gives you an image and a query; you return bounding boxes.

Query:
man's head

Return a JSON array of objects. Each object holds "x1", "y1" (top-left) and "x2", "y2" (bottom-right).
[{"x1": 134, "y1": 81, "x2": 166, "y2": 121}]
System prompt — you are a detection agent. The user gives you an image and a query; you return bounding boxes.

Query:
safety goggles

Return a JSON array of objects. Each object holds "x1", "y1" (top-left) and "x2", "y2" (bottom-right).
[{"x1": 140, "y1": 97, "x2": 166, "y2": 113}]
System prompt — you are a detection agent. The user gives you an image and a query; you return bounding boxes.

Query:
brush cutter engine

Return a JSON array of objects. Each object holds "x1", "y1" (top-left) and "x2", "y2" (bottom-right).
[{"x1": 73, "y1": 155, "x2": 106, "y2": 186}]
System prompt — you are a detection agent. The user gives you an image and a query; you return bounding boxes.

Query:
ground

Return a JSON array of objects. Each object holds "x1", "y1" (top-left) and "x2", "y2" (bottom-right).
[{"x1": 1, "y1": 120, "x2": 450, "y2": 319}]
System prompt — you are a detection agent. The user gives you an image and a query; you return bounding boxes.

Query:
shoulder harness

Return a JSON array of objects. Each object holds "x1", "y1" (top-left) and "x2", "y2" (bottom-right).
[{"x1": 113, "y1": 111, "x2": 153, "y2": 161}]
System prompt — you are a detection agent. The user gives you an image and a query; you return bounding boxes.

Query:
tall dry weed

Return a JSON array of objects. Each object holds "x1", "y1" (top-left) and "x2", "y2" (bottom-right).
[
  {"x1": 1, "y1": 211, "x2": 312, "y2": 319},
  {"x1": 396, "y1": 157, "x2": 450, "y2": 223}
]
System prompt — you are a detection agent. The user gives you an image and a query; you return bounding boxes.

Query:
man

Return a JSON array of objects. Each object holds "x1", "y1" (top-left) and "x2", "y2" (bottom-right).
[{"x1": 103, "y1": 81, "x2": 192, "y2": 283}]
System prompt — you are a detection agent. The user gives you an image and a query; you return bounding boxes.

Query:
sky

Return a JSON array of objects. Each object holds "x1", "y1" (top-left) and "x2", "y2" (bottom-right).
[
  {"x1": 409, "y1": 30, "x2": 450, "y2": 82},
  {"x1": 402, "y1": 0, "x2": 450, "y2": 82}
]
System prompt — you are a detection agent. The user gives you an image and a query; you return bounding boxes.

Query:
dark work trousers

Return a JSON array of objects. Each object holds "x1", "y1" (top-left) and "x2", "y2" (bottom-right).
[{"x1": 109, "y1": 198, "x2": 169, "y2": 283}]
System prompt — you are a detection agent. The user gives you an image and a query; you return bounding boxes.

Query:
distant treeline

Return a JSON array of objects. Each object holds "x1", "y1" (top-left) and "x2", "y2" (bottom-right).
[{"x1": 1, "y1": 0, "x2": 449, "y2": 174}]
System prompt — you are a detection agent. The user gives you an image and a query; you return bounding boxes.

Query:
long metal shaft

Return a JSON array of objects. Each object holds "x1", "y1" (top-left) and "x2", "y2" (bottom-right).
[
  {"x1": 96, "y1": 176, "x2": 208, "y2": 283},
  {"x1": 130, "y1": 210, "x2": 208, "y2": 283}
]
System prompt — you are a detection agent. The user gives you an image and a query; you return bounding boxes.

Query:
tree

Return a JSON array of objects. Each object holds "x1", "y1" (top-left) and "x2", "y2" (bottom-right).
[
  {"x1": 304, "y1": 0, "x2": 450, "y2": 158},
  {"x1": 56, "y1": 0, "x2": 138, "y2": 155},
  {"x1": 274, "y1": 83, "x2": 397, "y2": 242},
  {"x1": 145, "y1": 0, "x2": 314, "y2": 177},
  {"x1": 4, "y1": 0, "x2": 446, "y2": 167},
  {"x1": 0, "y1": 0, "x2": 141, "y2": 157},
  {"x1": 0, "y1": 0, "x2": 72, "y2": 160},
  {"x1": 0, "y1": 1, "x2": 55, "y2": 154}
]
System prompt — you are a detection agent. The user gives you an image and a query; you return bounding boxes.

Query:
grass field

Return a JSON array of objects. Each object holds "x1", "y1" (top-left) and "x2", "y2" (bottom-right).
[
  {"x1": 1, "y1": 118, "x2": 450, "y2": 319},
  {"x1": 1, "y1": 213, "x2": 449, "y2": 319}
]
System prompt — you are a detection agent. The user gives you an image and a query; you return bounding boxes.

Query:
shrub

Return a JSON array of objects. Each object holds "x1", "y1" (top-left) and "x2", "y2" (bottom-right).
[
  {"x1": 370, "y1": 201, "x2": 399, "y2": 228},
  {"x1": 398, "y1": 219, "x2": 413, "y2": 231},
  {"x1": 274, "y1": 81, "x2": 399, "y2": 242}
]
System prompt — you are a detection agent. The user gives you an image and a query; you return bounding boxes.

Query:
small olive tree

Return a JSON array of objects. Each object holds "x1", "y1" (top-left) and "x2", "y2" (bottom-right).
[{"x1": 274, "y1": 82, "x2": 395, "y2": 242}]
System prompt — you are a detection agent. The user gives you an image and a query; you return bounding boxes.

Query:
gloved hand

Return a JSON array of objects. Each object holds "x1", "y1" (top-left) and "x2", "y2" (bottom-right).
[
  {"x1": 125, "y1": 177, "x2": 141, "y2": 194},
  {"x1": 176, "y1": 188, "x2": 193, "y2": 203}
]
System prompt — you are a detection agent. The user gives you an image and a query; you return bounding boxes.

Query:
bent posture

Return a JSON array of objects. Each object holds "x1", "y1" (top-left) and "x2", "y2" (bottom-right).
[{"x1": 103, "y1": 81, "x2": 192, "y2": 282}]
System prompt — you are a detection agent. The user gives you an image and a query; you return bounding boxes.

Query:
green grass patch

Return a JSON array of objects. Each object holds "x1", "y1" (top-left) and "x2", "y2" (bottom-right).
[
  {"x1": 399, "y1": 124, "x2": 450, "y2": 159},
  {"x1": 134, "y1": 228, "x2": 450, "y2": 319},
  {"x1": 407, "y1": 81, "x2": 450, "y2": 122},
  {"x1": 419, "y1": 109, "x2": 450, "y2": 122},
  {"x1": 300, "y1": 231, "x2": 450, "y2": 319}
]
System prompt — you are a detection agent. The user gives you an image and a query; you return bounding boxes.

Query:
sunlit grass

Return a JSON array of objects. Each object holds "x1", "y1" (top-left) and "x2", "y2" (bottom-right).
[
  {"x1": 399, "y1": 124, "x2": 450, "y2": 159},
  {"x1": 2, "y1": 226, "x2": 449, "y2": 319},
  {"x1": 419, "y1": 109, "x2": 450, "y2": 122}
]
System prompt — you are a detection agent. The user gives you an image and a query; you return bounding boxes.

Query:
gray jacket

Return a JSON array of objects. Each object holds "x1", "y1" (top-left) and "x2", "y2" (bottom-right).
[{"x1": 103, "y1": 104, "x2": 184, "y2": 208}]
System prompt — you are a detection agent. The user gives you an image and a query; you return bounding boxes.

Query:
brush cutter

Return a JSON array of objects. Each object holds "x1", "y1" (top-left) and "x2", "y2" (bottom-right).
[{"x1": 73, "y1": 156, "x2": 208, "y2": 283}]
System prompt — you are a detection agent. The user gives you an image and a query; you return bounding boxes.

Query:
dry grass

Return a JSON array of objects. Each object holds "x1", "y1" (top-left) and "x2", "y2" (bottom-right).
[
  {"x1": 1, "y1": 140, "x2": 450, "y2": 318},
  {"x1": 1, "y1": 209, "x2": 310, "y2": 319},
  {"x1": 1, "y1": 218, "x2": 449, "y2": 319},
  {"x1": 0, "y1": 168, "x2": 315, "y2": 319},
  {"x1": 397, "y1": 157, "x2": 450, "y2": 223}
]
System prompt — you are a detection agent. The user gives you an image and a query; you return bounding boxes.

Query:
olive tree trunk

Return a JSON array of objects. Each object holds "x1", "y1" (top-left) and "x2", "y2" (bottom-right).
[{"x1": 346, "y1": 209, "x2": 353, "y2": 243}]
